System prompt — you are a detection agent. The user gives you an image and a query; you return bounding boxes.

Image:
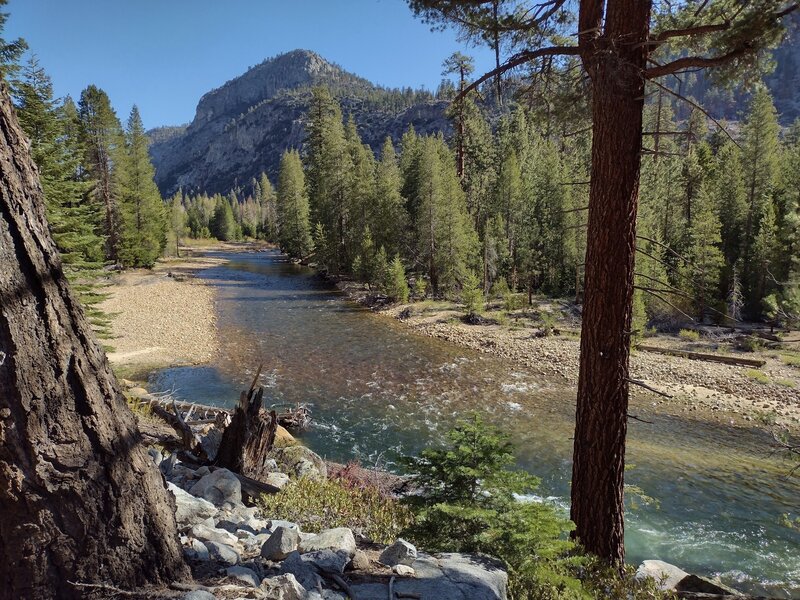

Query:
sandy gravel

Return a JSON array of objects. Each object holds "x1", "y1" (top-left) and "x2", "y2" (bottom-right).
[
  {"x1": 100, "y1": 253, "x2": 224, "y2": 371},
  {"x1": 366, "y1": 298, "x2": 800, "y2": 433}
]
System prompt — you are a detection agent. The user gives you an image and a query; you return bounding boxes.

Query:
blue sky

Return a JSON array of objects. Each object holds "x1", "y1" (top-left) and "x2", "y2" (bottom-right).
[{"x1": 6, "y1": 0, "x2": 495, "y2": 129}]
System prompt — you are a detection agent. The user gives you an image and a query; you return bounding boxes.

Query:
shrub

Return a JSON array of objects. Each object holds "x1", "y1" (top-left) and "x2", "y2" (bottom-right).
[
  {"x1": 776, "y1": 378, "x2": 797, "y2": 388},
  {"x1": 781, "y1": 353, "x2": 800, "y2": 368},
  {"x1": 257, "y1": 476, "x2": 412, "y2": 544},
  {"x1": 745, "y1": 369, "x2": 769, "y2": 384},
  {"x1": 505, "y1": 292, "x2": 527, "y2": 311},
  {"x1": 413, "y1": 277, "x2": 428, "y2": 301},
  {"x1": 401, "y1": 414, "x2": 582, "y2": 598},
  {"x1": 490, "y1": 277, "x2": 510, "y2": 300},
  {"x1": 678, "y1": 329, "x2": 700, "y2": 342}
]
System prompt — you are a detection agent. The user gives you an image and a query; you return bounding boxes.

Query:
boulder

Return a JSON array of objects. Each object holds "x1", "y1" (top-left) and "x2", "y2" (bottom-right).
[
  {"x1": 183, "y1": 538, "x2": 210, "y2": 561},
  {"x1": 270, "y1": 446, "x2": 327, "y2": 480},
  {"x1": 189, "y1": 468, "x2": 242, "y2": 507},
  {"x1": 438, "y1": 553, "x2": 507, "y2": 599},
  {"x1": 280, "y1": 551, "x2": 317, "y2": 589},
  {"x1": 393, "y1": 564, "x2": 415, "y2": 576},
  {"x1": 379, "y1": 538, "x2": 417, "y2": 567},
  {"x1": 676, "y1": 574, "x2": 743, "y2": 596},
  {"x1": 168, "y1": 482, "x2": 218, "y2": 528},
  {"x1": 349, "y1": 549, "x2": 370, "y2": 571},
  {"x1": 263, "y1": 472, "x2": 291, "y2": 490},
  {"x1": 190, "y1": 523, "x2": 239, "y2": 546},
  {"x1": 261, "y1": 526, "x2": 300, "y2": 561},
  {"x1": 225, "y1": 565, "x2": 260, "y2": 587},
  {"x1": 181, "y1": 591, "x2": 216, "y2": 600},
  {"x1": 259, "y1": 573, "x2": 306, "y2": 600},
  {"x1": 301, "y1": 549, "x2": 350, "y2": 574},
  {"x1": 268, "y1": 519, "x2": 300, "y2": 532},
  {"x1": 635, "y1": 560, "x2": 689, "y2": 590},
  {"x1": 205, "y1": 541, "x2": 240, "y2": 567},
  {"x1": 298, "y1": 528, "x2": 356, "y2": 557}
]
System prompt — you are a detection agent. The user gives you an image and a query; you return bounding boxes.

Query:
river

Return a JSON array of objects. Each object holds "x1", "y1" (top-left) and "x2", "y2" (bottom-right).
[{"x1": 150, "y1": 249, "x2": 800, "y2": 598}]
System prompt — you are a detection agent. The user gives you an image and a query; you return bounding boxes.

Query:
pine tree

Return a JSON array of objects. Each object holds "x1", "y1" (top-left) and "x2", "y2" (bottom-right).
[
  {"x1": 344, "y1": 116, "x2": 376, "y2": 266},
  {"x1": 711, "y1": 142, "x2": 747, "y2": 269},
  {"x1": 78, "y1": 85, "x2": 124, "y2": 263},
  {"x1": 210, "y1": 194, "x2": 237, "y2": 242},
  {"x1": 13, "y1": 58, "x2": 108, "y2": 332},
  {"x1": 116, "y1": 106, "x2": 166, "y2": 267},
  {"x1": 257, "y1": 172, "x2": 278, "y2": 241},
  {"x1": 277, "y1": 149, "x2": 312, "y2": 259},
  {"x1": 372, "y1": 137, "x2": 408, "y2": 258},
  {"x1": 0, "y1": 0, "x2": 26, "y2": 78},
  {"x1": 385, "y1": 255, "x2": 410, "y2": 302}
]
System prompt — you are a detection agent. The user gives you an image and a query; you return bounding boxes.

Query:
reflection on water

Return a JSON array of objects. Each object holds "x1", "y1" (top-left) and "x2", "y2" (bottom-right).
[{"x1": 151, "y1": 250, "x2": 800, "y2": 598}]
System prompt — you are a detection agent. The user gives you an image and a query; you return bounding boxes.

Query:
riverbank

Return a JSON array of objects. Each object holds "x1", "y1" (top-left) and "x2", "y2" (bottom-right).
[
  {"x1": 337, "y1": 281, "x2": 800, "y2": 434},
  {"x1": 101, "y1": 242, "x2": 268, "y2": 380}
]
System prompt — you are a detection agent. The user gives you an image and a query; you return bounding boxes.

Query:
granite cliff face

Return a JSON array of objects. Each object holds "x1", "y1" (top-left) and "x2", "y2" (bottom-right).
[{"x1": 148, "y1": 50, "x2": 450, "y2": 196}]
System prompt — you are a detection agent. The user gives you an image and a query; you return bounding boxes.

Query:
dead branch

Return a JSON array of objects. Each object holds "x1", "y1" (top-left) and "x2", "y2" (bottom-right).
[{"x1": 626, "y1": 378, "x2": 673, "y2": 398}]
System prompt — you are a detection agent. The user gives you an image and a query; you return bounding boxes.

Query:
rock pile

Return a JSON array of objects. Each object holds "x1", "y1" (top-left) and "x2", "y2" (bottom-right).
[{"x1": 158, "y1": 451, "x2": 508, "y2": 600}]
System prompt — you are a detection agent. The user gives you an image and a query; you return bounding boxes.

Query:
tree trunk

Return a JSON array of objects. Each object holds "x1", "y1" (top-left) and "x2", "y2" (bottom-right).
[
  {"x1": 571, "y1": 0, "x2": 652, "y2": 566},
  {"x1": 0, "y1": 87, "x2": 187, "y2": 598}
]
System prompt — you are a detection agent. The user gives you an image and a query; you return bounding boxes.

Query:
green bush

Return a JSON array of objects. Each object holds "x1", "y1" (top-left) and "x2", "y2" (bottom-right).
[
  {"x1": 505, "y1": 292, "x2": 527, "y2": 311},
  {"x1": 401, "y1": 414, "x2": 582, "y2": 598},
  {"x1": 257, "y1": 476, "x2": 412, "y2": 544},
  {"x1": 678, "y1": 329, "x2": 700, "y2": 341},
  {"x1": 490, "y1": 277, "x2": 510, "y2": 300},
  {"x1": 413, "y1": 277, "x2": 428, "y2": 301},
  {"x1": 745, "y1": 369, "x2": 769, "y2": 384},
  {"x1": 781, "y1": 353, "x2": 800, "y2": 368},
  {"x1": 384, "y1": 255, "x2": 410, "y2": 303}
]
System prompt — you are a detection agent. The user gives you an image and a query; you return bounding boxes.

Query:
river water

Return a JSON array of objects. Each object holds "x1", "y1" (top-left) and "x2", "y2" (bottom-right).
[{"x1": 150, "y1": 250, "x2": 800, "y2": 597}]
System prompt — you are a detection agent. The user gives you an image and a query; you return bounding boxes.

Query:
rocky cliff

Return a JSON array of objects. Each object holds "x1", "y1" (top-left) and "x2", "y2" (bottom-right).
[{"x1": 148, "y1": 50, "x2": 450, "y2": 196}]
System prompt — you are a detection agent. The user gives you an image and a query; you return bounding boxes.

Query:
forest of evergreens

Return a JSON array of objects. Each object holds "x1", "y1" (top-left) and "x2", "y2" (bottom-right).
[{"x1": 175, "y1": 75, "x2": 799, "y2": 329}]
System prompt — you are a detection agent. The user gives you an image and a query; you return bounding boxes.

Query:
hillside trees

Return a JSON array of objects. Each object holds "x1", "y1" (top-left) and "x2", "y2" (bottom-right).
[{"x1": 276, "y1": 149, "x2": 312, "y2": 259}]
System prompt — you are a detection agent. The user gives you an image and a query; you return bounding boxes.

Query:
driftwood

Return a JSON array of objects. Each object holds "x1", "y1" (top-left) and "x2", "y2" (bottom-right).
[
  {"x1": 151, "y1": 402, "x2": 209, "y2": 461},
  {"x1": 214, "y1": 365, "x2": 279, "y2": 481},
  {"x1": 636, "y1": 345, "x2": 766, "y2": 368}
]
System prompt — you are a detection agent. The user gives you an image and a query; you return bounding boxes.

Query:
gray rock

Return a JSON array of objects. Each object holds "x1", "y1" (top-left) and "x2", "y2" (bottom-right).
[
  {"x1": 184, "y1": 538, "x2": 210, "y2": 561},
  {"x1": 201, "y1": 428, "x2": 223, "y2": 461},
  {"x1": 206, "y1": 541, "x2": 240, "y2": 567},
  {"x1": 181, "y1": 591, "x2": 216, "y2": 600},
  {"x1": 268, "y1": 519, "x2": 300, "y2": 532},
  {"x1": 263, "y1": 472, "x2": 291, "y2": 489},
  {"x1": 438, "y1": 553, "x2": 508, "y2": 600},
  {"x1": 217, "y1": 519, "x2": 255, "y2": 534},
  {"x1": 393, "y1": 564, "x2": 415, "y2": 576},
  {"x1": 676, "y1": 574, "x2": 743, "y2": 596},
  {"x1": 379, "y1": 538, "x2": 417, "y2": 567},
  {"x1": 261, "y1": 526, "x2": 300, "y2": 561},
  {"x1": 189, "y1": 468, "x2": 242, "y2": 507},
  {"x1": 299, "y1": 528, "x2": 356, "y2": 557},
  {"x1": 263, "y1": 458, "x2": 279, "y2": 471},
  {"x1": 271, "y1": 445, "x2": 327, "y2": 480},
  {"x1": 635, "y1": 560, "x2": 689, "y2": 590},
  {"x1": 190, "y1": 523, "x2": 239, "y2": 546},
  {"x1": 148, "y1": 447, "x2": 163, "y2": 466},
  {"x1": 349, "y1": 549, "x2": 370, "y2": 571},
  {"x1": 168, "y1": 482, "x2": 218, "y2": 528},
  {"x1": 259, "y1": 573, "x2": 306, "y2": 600},
  {"x1": 302, "y1": 549, "x2": 350, "y2": 574},
  {"x1": 226, "y1": 565, "x2": 260, "y2": 587},
  {"x1": 280, "y1": 551, "x2": 317, "y2": 589}
]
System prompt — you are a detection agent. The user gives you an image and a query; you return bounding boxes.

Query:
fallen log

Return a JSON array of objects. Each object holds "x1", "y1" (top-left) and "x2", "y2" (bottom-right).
[
  {"x1": 151, "y1": 402, "x2": 209, "y2": 461},
  {"x1": 636, "y1": 345, "x2": 766, "y2": 368}
]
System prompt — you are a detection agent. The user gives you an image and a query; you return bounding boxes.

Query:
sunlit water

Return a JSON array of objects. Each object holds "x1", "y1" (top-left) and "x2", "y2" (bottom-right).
[{"x1": 151, "y1": 250, "x2": 800, "y2": 597}]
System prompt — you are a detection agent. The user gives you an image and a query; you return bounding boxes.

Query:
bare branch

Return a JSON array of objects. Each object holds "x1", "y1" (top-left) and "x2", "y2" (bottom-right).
[
  {"x1": 627, "y1": 378, "x2": 673, "y2": 399},
  {"x1": 645, "y1": 44, "x2": 753, "y2": 79}
]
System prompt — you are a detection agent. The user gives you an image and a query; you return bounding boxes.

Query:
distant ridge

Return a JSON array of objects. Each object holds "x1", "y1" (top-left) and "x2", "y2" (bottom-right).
[{"x1": 148, "y1": 49, "x2": 450, "y2": 196}]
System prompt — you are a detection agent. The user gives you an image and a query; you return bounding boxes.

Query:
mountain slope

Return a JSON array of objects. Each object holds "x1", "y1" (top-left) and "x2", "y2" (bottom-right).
[{"x1": 148, "y1": 50, "x2": 450, "y2": 196}]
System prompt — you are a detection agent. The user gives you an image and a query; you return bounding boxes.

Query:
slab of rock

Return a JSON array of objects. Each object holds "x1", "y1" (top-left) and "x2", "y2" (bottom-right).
[
  {"x1": 205, "y1": 541, "x2": 240, "y2": 567},
  {"x1": 261, "y1": 526, "x2": 300, "y2": 561},
  {"x1": 168, "y1": 483, "x2": 218, "y2": 528},
  {"x1": 271, "y1": 446, "x2": 327, "y2": 480},
  {"x1": 393, "y1": 564, "x2": 415, "y2": 576},
  {"x1": 190, "y1": 523, "x2": 239, "y2": 547},
  {"x1": 280, "y1": 551, "x2": 317, "y2": 589},
  {"x1": 636, "y1": 560, "x2": 690, "y2": 590},
  {"x1": 189, "y1": 468, "x2": 242, "y2": 507},
  {"x1": 350, "y1": 552, "x2": 507, "y2": 600},
  {"x1": 379, "y1": 538, "x2": 417, "y2": 567},
  {"x1": 676, "y1": 574, "x2": 744, "y2": 596},
  {"x1": 260, "y1": 573, "x2": 306, "y2": 600},
  {"x1": 298, "y1": 528, "x2": 356, "y2": 557},
  {"x1": 226, "y1": 565, "x2": 260, "y2": 587},
  {"x1": 180, "y1": 591, "x2": 216, "y2": 600}
]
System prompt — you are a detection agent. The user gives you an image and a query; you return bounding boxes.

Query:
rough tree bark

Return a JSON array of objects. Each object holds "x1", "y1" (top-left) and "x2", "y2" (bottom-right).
[
  {"x1": 570, "y1": 0, "x2": 652, "y2": 565},
  {"x1": 0, "y1": 87, "x2": 188, "y2": 598}
]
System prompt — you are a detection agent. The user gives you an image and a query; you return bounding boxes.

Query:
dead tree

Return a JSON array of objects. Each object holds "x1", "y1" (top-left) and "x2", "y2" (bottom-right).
[
  {"x1": 214, "y1": 365, "x2": 278, "y2": 481},
  {"x1": 0, "y1": 86, "x2": 188, "y2": 598}
]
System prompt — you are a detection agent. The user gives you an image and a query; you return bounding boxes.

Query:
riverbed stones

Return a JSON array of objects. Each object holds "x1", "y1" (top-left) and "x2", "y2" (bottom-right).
[
  {"x1": 379, "y1": 538, "x2": 417, "y2": 567},
  {"x1": 205, "y1": 541, "x2": 240, "y2": 567},
  {"x1": 189, "y1": 467, "x2": 242, "y2": 506},
  {"x1": 260, "y1": 573, "x2": 306, "y2": 600},
  {"x1": 225, "y1": 565, "x2": 260, "y2": 587},
  {"x1": 303, "y1": 549, "x2": 350, "y2": 574},
  {"x1": 168, "y1": 482, "x2": 218, "y2": 528},
  {"x1": 298, "y1": 527, "x2": 356, "y2": 557},
  {"x1": 191, "y1": 523, "x2": 239, "y2": 546},
  {"x1": 261, "y1": 526, "x2": 300, "y2": 561}
]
